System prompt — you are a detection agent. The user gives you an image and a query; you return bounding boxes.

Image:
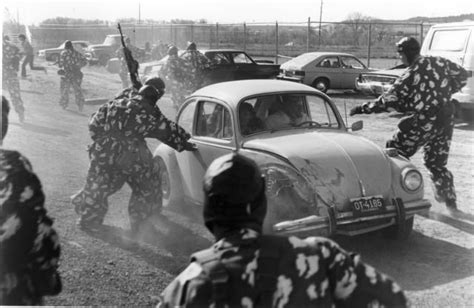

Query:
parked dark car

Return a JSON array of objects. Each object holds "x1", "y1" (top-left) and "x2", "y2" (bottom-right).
[
  {"x1": 85, "y1": 34, "x2": 145, "y2": 66},
  {"x1": 38, "y1": 40, "x2": 90, "y2": 63},
  {"x1": 140, "y1": 49, "x2": 280, "y2": 85}
]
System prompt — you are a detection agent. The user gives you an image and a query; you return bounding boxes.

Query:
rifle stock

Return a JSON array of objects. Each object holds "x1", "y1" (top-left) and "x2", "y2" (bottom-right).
[{"x1": 117, "y1": 23, "x2": 142, "y2": 90}]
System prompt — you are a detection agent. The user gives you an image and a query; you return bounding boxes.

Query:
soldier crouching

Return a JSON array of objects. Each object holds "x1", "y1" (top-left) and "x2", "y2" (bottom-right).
[{"x1": 71, "y1": 77, "x2": 196, "y2": 233}]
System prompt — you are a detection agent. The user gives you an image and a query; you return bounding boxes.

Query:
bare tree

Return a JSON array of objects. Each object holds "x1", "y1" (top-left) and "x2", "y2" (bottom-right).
[{"x1": 344, "y1": 12, "x2": 372, "y2": 46}]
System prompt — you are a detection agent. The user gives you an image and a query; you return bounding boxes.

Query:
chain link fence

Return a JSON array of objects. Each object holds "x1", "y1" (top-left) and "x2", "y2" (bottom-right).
[{"x1": 6, "y1": 19, "x2": 435, "y2": 67}]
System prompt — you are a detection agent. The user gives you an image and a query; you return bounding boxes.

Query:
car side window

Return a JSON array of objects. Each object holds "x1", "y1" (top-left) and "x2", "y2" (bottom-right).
[
  {"x1": 306, "y1": 95, "x2": 339, "y2": 128},
  {"x1": 233, "y1": 53, "x2": 253, "y2": 64},
  {"x1": 209, "y1": 53, "x2": 231, "y2": 65},
  {"x1": 196, "y1": 101, "x2": 233, "y2": 139},
  {"x1": 340, "y1": 56, "x2": 366, "y2": 69},
  {"x1": 316, "y1": 56, "x2": 340, "y2": 68},
  {"x1": 177, "y1": 100, "x2": 197, "y2": 134}
]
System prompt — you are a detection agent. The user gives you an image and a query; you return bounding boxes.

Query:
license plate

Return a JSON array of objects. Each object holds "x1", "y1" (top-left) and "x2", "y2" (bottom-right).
[{"x1": 350, "y1": 195, "x2": 385, "y2": 216}]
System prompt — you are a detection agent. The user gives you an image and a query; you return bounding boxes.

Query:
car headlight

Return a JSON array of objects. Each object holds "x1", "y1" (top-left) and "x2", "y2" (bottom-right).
[
  {"x1": 401, "y1": 168, "x2": 422, "y2": 192},
  {"x1": 261, "y1": 163, "x2": 314, "y2": 204}
]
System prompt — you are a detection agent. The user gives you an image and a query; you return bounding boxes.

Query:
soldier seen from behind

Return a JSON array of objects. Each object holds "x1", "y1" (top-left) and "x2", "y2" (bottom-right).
[
  {"x1": 18, "y1": 33, "x2": 46, "y2": 78},
  {"x1": 58, "y1": 40, "x2": 88, "y2": 111},
  {"x1": 0, "y1": 96, "x2": 62, "y2": 305},
  {"x1": 2, "y1": 35, "x2": 25, "y2": 123},
  {"x1": 71, "y1": 77, "x2": 197, "y2": 233},
  {"x1": 160, "y1": 45, "x2": 190, "y2": 109},
  {"x1": 181, "y1": 41, "x2": 211, "y2": 92},
  {"x1": 158, "y1": 153, "x2": 407, "y2": 308},
  {"x1": 116, "y1": 37, "x2": 143, "y2": 89},
  {"x1": 350, "y1": 37, "x2": 468, "y2": 211}
]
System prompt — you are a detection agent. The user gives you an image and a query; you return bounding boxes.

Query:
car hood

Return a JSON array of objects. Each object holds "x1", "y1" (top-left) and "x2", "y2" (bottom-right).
[
  {"x1": 243, "y1": 130, "x2": 392, "y2": 209},
  {"x1": 361, "y1": 68, "x2": 405, "y2": 77},
  {"x1": 280, "y1": 61, "x2": 304, "y2": 71}
]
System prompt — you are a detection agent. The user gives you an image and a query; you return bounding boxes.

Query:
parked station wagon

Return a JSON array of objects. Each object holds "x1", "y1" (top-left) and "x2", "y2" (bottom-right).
[{"x1": 154, "y1": 80, "x2": 431, "y2": 238}]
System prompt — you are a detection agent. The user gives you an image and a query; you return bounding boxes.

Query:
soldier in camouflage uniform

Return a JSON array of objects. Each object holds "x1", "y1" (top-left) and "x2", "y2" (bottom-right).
[
  {"x1": 160, "y1": 45, "x2": 190, "y2": 109},
  {"x1": 116, "y1": 37, "x2": 143, "y2": 89},
  {"x1": 181, "y1": 42, "x2": 211, "y2": 92},
  {"x1": 71, "y1": 78, "x2": 196, "y2": 233},
  {"x1": 2, "y1": 35, "x2": 25, "y2": 123},
  {"x1": 158, "y1": 153, "x2": 407, "y2": 308},
  {"x1": 58, "y1": 40, "x2": 88, "y2": 111},
  {"x1": 351, "y1": 37, "x2": 468, "y2": 210},
  {"x1": 1, "y1": 96, "x2": 62, "y2": 305}
]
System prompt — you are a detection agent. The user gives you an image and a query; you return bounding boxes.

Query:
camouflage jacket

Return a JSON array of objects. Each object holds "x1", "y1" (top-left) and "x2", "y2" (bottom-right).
[
  {"x1": 160, "y1": 55, "x2": 190, "y2": 83},
  {"x1": 181, "y1": 50, "x2": 210, "y2": 75},
  {"x1": 2, "y1": 41, "x2": 21, "y2": 75},
  {"x1": 159, "y1": 229, "x2": 407, "y2": 308},
  {"x1": 88, "y1": 93, "x2": 191, "y2": 152},
  {"x1": 0, "y1": 150, "x2": 62, "y2": 305},
  {"x1": 116, "y1": 44, "x2": 142, "y2": 72},
  {"x1": 364, "y1": 56, "x2": 467, "y2": 126},
  {"x1": 59, "y1": 48, "x2": 87, "y2": 75}
]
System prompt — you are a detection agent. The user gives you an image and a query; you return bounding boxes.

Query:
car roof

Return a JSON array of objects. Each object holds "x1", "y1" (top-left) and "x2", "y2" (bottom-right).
[
  {"x1": 190, "y1": 79, "x2": 319, "y2": 106},
  {"x1": 204, "y1": 49, "x2": 246, "y2": 53},
  {"x1": 297, "y1": 51, "x2": 357, "y2": 57},
  {"x1": 430, "y1": 21, "x2": 474, "y2": 28}
]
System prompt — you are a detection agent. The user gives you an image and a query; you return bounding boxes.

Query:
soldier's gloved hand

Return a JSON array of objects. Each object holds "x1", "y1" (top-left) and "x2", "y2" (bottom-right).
[
  {"x1": 350, "y1": 105, "x2": 363, "y2": 116},
  {"x1": 183, "y1": 141, "x2": 198, "y2": 151}
]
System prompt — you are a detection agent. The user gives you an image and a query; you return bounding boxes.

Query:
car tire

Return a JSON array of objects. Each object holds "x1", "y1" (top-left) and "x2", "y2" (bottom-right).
[
  {"x1": 312, "y1": 78, "x2": 329, "y2": 93},
  {"x1": 154, "y1": 156, "x2": 184, "y2": 209},
  {"x1": 382, "y1": 216, "x2": 414, "y2": 240}
]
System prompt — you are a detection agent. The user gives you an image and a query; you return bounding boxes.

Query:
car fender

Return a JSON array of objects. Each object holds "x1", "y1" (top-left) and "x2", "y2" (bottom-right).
[{"x1": 153, "y1": 143, "x2": 184, "y2": 207}]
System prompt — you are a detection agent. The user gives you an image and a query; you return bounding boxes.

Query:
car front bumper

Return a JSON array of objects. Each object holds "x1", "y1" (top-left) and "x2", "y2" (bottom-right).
[
  {"x1": 276, "y1": 74, "x2": 304, "y2": 83},
  {"x1": 273, "y1": 198, "x2": 431, "y2": 236}
]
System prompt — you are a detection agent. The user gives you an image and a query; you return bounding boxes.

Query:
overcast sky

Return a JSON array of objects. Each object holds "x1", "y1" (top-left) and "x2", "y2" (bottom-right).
[{"x1": 3, "y1": 0, "x2": 474, "y2": 25}]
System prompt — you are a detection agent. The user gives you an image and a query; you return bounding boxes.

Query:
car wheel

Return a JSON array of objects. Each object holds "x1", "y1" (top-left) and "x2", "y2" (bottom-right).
[
  {"x1": 312, "y1": 78, "x2": 329, "y2": 93},
  {"x1": 154, "y1": 156, "x2": 184, "y2": 209},
  {"x1": 382, "y1": 216, "x2": 414, "y2": 240}
]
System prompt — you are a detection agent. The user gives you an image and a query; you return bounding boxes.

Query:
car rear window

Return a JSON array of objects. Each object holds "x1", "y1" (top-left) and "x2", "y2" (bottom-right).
[{"x1": 429, "y1": 29, "x2": 470, "y2": 52}]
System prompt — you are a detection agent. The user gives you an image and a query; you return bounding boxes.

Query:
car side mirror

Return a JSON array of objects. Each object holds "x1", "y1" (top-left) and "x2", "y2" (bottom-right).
[{"x1": 350, "y1": 120, "x2": 363, "y2": 131}]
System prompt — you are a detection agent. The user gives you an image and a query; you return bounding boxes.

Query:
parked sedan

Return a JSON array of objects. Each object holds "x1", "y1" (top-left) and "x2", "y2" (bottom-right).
[
  {"x1": 277, "y1": 52, "x2": 372, "y2": 92},
  {"x1": 355, "y1": 65, "x2": 406, "y2": 97},
  {"x1": 154, "y1": 79, "x2": 431, "y2": 239},
  {"x1": 139, "y1": 49, "x2": 280, "y2": 85},
  {"x1": 38, "y1": 40, "x2": 90, "y2": 62}
]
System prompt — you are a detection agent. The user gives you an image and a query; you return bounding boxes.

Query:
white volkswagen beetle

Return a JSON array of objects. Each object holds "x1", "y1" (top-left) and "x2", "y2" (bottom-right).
[{"x1": 154, "y1": 80, "x2": 431, "y2": 239}]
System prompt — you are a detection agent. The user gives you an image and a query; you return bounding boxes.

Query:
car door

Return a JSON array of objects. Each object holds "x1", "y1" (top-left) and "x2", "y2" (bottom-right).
[
  {"x1": 205, "y1": 51, "x2": 235, "y2": 83},
  {"x1": 309, "y1": 56, "x2": 343, "y2": 88},
  {"x1": 339, "y1": 56, "x2": 369, "y2": 89},
  {"x1": 176, "y1": 99, "x2": 236, "y2": 204}
]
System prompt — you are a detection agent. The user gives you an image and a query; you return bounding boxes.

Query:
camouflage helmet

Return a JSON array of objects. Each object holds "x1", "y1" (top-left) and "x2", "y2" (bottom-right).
[
  {"x1": 186, "y1": 41, "x2": 197, "y2": 51},
  {"x1": 203, "y1": 153, "x2": 267, "y2": 234},
  {"x1": 396, "y1": 37, "x2": 420, "y2": 65},
  {"x1": 168, "y1": 45, "x2": 178, "y2": 56}
]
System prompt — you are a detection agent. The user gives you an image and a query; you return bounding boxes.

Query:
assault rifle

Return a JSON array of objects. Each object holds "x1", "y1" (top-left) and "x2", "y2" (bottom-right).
[{"x1": 117, "y1": 23, "x2": 142, "y2": 90}]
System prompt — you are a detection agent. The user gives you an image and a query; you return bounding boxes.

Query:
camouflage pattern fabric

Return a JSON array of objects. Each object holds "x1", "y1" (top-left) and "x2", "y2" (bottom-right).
[
  {"x1": 58, "y1": 48, "x2": 87, "y2": 110},
  {"x1": 2, "y1": 41, "x2": 24, "y2": 121},
  {"x1": 181, "y1": 50, "x2": 211, "y2": 92},
  {"x1": 160, "y1": 55, "x2": 191, "y2": 109},
  {"x1": 362, "y1": 56, "x2": 468, "y2": 204},
  {"x1": 0, "y1": 150, "x2": 62, "y2": 305},
  {"x1": 71, "y1": 93, "x2": 191, "y2": 229},
  {"x1": 159, "y1": 228, "x2": 407, "y2": 308}
]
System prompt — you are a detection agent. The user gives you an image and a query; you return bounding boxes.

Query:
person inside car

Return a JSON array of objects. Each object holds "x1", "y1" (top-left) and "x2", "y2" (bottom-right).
[{"x1": 239, "y1": 102, "x2": 265, "y2": 135}]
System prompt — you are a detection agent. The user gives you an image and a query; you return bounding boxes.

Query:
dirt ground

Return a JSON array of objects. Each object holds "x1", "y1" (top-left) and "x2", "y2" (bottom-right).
[{"x1": 3, "y1": 58, "x2": 473, "y2": 306}]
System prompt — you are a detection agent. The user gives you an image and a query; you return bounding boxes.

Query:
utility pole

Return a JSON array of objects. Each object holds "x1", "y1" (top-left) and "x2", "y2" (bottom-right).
[{"x1": 318, "y1": 0, "x2": 323, "y2": 48}]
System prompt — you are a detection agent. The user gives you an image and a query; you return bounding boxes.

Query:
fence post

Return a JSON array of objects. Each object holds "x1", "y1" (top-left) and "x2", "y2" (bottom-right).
[
  {"x1": 209, "y1": 24, "x2": 213, "y2": 49},
  {"x1": 367, "y1": 22, "x2": 372, "y2": 67},
  {"x1": 243, "y1": 22, "x2": 247, "y2": 52},
  {"x1": 170, "y1": 24, "x2": 173, "y2": 45},
  {"x1": 275, "y1": 21, "x2": 279, "y2": 64},
  {"x1": 307, "y1": 17, "x2": 310, "y2": 52},
  {"x1": 190, "y1": 23, "x2": 194, "y2": 43},
  {"x1": 420, "y1": 22, "x2": 424, "y2": 44},
  {"x1": 216, "y1": 22, "x2": 219, "y2": 48}
]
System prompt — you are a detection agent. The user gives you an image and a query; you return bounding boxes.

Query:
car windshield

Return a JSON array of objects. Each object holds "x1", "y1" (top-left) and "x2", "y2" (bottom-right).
[
  {"x1": 103, "y1": 36, "x2": 122, "y2": 46},
  {"x1": 239, "y1": 93, "x2": 340, "y2": 135}
]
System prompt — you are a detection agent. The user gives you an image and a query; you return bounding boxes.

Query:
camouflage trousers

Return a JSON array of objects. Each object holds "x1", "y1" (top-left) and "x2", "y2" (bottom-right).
[
  {"x1": 387, "y1": 117, "x2": 456, "y2": 202},
  {"x1": 2, "y1": 73, "x2": 24, "y2": 121},
  {"x1": 71, "y1": 139, "x2": 162, "y2": 230},
  {"x1": 118, "y1": 71, "x2": 129, "y2": 89},
  {"x1": 59, "y1": 73, "x2": 84, "y2": 110},
  {"x1": 167, "y1": 79, "x2": 189, "y2": 109}
]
